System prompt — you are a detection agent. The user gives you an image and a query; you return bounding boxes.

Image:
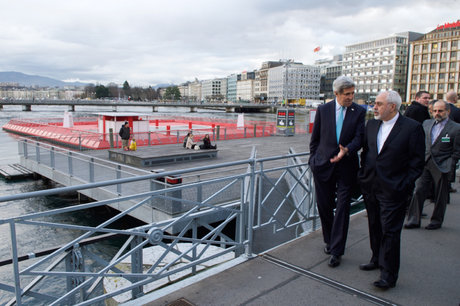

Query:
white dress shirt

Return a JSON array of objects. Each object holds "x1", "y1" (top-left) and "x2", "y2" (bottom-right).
[
  {"x1": 335, "y1": 101, "x2": 347, "y2": 124},
  {"x1": 377, "y1": 112, "x2": 399, "y2": 154}
]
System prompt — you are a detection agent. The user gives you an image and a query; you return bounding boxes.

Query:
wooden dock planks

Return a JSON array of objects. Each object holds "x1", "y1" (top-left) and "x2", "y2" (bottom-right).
[{"x1": 0, "y1": 164, "x2": 35, "y2": 180}]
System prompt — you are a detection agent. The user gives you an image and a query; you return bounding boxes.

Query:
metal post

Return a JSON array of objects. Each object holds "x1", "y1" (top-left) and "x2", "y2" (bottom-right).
[
  {"x1": 116, "y1": 165, "x2": 122, "y2": 195},
  {"x1": 131, "y1": 234, "x2": 144, "y2": 298},
  {"x1": 192, "y1": 220, "x2": 197, "y2": 274},
  {"x1": 253, "y1": 124, "x2": 257, "y2": 137},
  {"x1": 89, "y1": 158, "x2": 94, "y2": 182},
  {"x1": 176, "y1": 131, "x2": 180, "y2": 144},
  {"x1": 224, "y1": 128, "x2": 227, "y2": 140},
  {"x1": 68, "y1": 152, "x2": 73, "y2": 177},
  {"x1": 109, "y1": 128, "x2": 114, "y2": 149},
  {"x1": 23, "y1": 140, "x2": 28, "y2": 158},
  {"x1": 244, "y1": 127, "x2": 247, "y2": 138},
  {"x1": 50, "y1": 147, "x2": 55, "y2": 169},
  {"x1": 9, "y1": 221, "x2": 23, "y2": 306},
  {"x1": 78, "y1": 134, "x2": 82, "y2": 151},
  {"x1": 262, "y1": 126, "x2": 265, "y2": 137},
  {"x1": 257, "y1": 162, "x2": 263, "y2": 227},
  {"x1": 148, "y1": 132, "x2": 151, "y2": 146},
  {"x1": 216, "y1": 125, "x2": 220, "y2": 140},
  {"x1": 212, "y1": 128, "x2": 215, "y2": 141},
  {"x1": 35, "y1": 143, "x2": 40, "y2": 164},
  {"x1": 196, "y1": 175, "x2": 202, "y2": 209},
  {"x1": 246, "y1": 152, "x2": 256, "y2": 257}
]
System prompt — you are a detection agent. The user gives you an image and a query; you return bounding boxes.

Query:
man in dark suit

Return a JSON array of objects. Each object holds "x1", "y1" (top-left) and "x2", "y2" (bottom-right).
[
  {"x1": 445, "y1": 90, "x2": 460, "y2": 193},
  {"x1": 358, "y1": 90, "x2": 425, "y2": 289},
  {"x1": 405, "y1": 100, "x2": 460, "y2": 230},
  {"x1": 404, "y1": 90, "x2": 431, "y2": 123},
  {"x1": 446, "y1": 90, "x2": 460, "y2": 123},
  {"x1": 309, "y1": 76, "x2": 365, "y2": 268}
]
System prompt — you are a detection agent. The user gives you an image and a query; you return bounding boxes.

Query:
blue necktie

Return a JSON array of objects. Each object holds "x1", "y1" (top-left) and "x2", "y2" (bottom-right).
[{"x1": 336, "y1": 106, "x2": 344, "y2": 144}]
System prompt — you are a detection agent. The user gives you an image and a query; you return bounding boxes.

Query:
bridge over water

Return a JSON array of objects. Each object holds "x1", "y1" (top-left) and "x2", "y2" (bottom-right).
[{"x1": 0, "y1": 99, "x2": 279, "y2": 113}]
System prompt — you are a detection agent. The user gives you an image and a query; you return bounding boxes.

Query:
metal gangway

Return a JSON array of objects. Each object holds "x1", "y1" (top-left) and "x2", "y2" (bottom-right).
[{"x1": 0, "y1": 142, "x2": 362, "y2": 305}]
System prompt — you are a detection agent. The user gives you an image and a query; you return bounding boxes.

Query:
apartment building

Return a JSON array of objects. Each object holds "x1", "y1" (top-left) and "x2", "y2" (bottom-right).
[
  {"x1": 254, "y1": 61, "x2": 287, "y2": 103},
  {"x1": 407, "y1": 21, "x2": 460, "y2": 101},
  {"x1": 342, "y1": 32, "x2": 422, "y2": 102},
  {"x1": 201, "y1": 78, "x2": 227, "y2": 102},
  {"x1": 236, "y1": 71, "x2": 255, "y2": 102},
  {"x1": 267, "y1": 61, "x2": 320, "y2": 103}
]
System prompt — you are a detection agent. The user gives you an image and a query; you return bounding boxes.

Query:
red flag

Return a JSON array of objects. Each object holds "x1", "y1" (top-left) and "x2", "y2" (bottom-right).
[{"x1": 313, "y1": 46, "x2": 321, "y2": 52}]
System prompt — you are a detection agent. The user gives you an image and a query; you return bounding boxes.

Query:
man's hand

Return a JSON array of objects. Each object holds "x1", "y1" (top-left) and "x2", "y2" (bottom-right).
[{"x1": 330, "y1": 145, "x2": 349, "y2": 163}]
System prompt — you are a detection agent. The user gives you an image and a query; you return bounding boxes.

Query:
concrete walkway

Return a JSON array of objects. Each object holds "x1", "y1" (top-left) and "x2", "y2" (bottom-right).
[{"x1": 133, "y1": 181, "x2": 460, "y2": 306}]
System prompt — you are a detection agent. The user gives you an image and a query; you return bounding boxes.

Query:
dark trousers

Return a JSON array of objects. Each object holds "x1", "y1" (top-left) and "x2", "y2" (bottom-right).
[
  {"x1": 363, "y1": 188, "x2": 406, "y2": 284},
  {"x1": 407, "y1": 158, "x2": 449, "y2": 226},
  {"x1": 313, "y1": 165, "x2": 353, "y2": 256}
]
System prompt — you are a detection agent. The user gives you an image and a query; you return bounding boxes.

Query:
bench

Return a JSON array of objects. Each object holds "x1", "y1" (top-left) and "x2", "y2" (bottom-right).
[{"x1": 108, "y1": 147, "x2": 218, "y2": 167}]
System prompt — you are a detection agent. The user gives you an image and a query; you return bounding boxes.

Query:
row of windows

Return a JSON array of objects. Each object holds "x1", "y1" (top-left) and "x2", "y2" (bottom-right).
[
  {"x1": 411, "y1": 83, "x2": 459, "y2": 91},
  {"x1": 414, "y1": 40, "x2": 459, "y2": 52},
  {"x1": 345, "y1": 37, "x2": 406, "y2": 52},
  {"x1": 414, "y1": 51, "x2": 458, "y2": 61},
  {"x1": 412, "y1": 62, "x2": 458, "y2": 71}
]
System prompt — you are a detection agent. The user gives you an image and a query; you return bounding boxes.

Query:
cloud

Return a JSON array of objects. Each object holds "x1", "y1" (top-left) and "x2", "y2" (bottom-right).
[{"x1": 0, "y1": 0, "x2": 458, "y2": 86}]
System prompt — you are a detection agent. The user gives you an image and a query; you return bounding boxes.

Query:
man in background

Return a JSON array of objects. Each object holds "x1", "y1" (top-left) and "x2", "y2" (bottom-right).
[
  {"x1": 446, "y1": 90, "x2": 460, "y2": 192},
  {"x1": 405, "y1": 100, "x2": 460, "y2": 230},
  {"x1": 404, "y1": 91, "x2": 431, "y2": 123},
  {"x1": 446, "y1": 90, "x2": 460, "y2": 123},
  {"x1": 119, "y1": 121, "x2": 130, "y2": 151}
]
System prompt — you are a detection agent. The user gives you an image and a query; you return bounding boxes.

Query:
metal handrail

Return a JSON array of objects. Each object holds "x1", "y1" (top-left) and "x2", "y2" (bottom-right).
[{"x1": 0, "y1": 139, "x2": 363, "y2": 305}]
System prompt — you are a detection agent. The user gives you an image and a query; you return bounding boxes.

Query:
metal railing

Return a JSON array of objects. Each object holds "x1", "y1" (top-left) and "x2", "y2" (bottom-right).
[{"x1": 0, "y1": 139, "x2": 363, "y2": 305}]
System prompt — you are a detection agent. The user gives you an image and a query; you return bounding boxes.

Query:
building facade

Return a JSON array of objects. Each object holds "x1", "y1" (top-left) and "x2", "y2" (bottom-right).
[
  {"x1": 226, "y1": 74, "x2": 238, "y2": 103},
  {"x1": 267, "y1": 62, "x2": 320, "y2": 104},
  {"x1": 201, "y1": 78, "x2": 227, "y2": 102},
  {"x1": 236, "y1": 79, "x2": 254, "y2": 102},
  {"x1": 406, "y1": 21, "x2": 460, "y2": 101},
  {"x1": 254, "y1": 61, "x2": 286, "y2": 103},
  {"x1": 315, "y1": 55, "x2": 343, "y2": 100},
  {"x1": 342, "y1": 32, "x2": 422, "y2": 102}
]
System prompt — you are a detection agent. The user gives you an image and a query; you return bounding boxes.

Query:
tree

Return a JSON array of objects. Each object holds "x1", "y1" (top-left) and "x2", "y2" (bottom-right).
[
  {"x1": 95, "y1": 85, "x2": 109, "y2": 99},
  {"x1": 81, "y1": 84, "x2": 96, "y2": 99},
  {"x1": 164, "y1": 86, "x2": 181, "y2": 100},
  {"x1": 107, "y1": 83, "x2": 120, "y2": 99},
  {"x1": 123, "y1": 81, "x2": 130, "y2": 91},
  {"x1": 122, "y1": 80, "x2": 131, "y2": 99}
]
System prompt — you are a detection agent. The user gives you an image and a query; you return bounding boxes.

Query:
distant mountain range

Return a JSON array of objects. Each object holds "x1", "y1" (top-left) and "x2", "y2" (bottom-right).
[
  {"x1": 0, "y1": 71, "x2": 175, "y2": 89},
  {"x1": 0, "y1": 71, "x2": 88, "y2": 87}
]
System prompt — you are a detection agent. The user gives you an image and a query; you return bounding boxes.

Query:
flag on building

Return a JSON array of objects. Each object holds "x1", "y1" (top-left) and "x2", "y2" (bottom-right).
[{"x1": 313, "y1": 46, "x2": 321, "y2": 52}]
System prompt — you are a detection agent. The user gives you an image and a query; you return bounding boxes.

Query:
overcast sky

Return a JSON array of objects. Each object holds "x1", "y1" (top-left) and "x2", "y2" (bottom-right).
[{"x1": 0, "y1": 0, "x2": 459, "y2": 86}]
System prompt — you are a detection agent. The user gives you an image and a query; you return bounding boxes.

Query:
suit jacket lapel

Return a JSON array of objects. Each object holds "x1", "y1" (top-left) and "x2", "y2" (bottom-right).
[
  {"x1": 371, "y1": 120, "x2": 382, "y2": 155},
  {"x1": 329, "y1": 99, "x2": 338, "y2": 139}
]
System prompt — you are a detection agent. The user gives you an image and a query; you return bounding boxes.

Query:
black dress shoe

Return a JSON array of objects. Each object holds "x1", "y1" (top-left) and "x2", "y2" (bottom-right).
[
  {"x1": 404, "y1": 223, "x2": 420, "y2": 229},
  {"x1": 359, "y1": 262, "x2": 379, "y2": 271},
  {"x1": 323, "y1": 246, "x2": 331, "y2": 255},
  {"x1": 328, "y1": 255, "x2": 341, "y2": 268},
  {"x1": 425, "y1": 223, "x2": 441, "y2": 230},
  {"x1": 373, "y1": 279, "x2": 395, "y2": 289}
]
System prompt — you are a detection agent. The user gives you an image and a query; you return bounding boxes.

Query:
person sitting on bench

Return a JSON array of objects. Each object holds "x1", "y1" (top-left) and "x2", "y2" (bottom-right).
[
  {"x1": 200, "y1": 134, "x2": 217, "y2": 149},
  {"x1": 186, "y1": 132, "x2": 197, "y2": 149}
]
